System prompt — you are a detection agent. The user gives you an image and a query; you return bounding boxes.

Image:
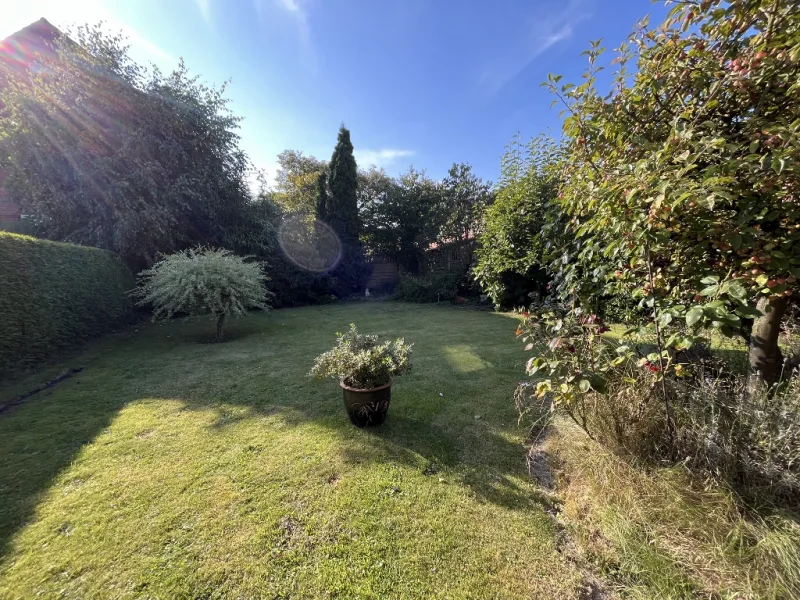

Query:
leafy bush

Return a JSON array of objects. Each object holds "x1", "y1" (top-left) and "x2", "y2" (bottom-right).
[
  {"x1": 134, "y1": 248, "x2": 271, "y2": 341},
  {"x1": 475, "y1": 134, "x2": 562, "y2": 308},
  {"x1": 516, "y1": 304, "x2": 800, "y2": 501},
  {"x1": 517, "y1": 302, "x2": 617, "y2": 413},
  {"x1": 310, "y1": 324, "x2": 412, "y2": 389},
  {"x1": 1, "y1": 26, "x2": 256, "y2": 270},
  {"x1": 598, "y1": 292, "x2": 646, "y2": 326},
  {"x1": 0, "y1": 232, "x2": 134, "y2": 376},
  {"x1": 265, "y1": 255, "x2": 337, "y2": 308},
  {"x1": 546, "y1": 0, "x2": 800, "y2": 389},
  {"x1": 393, "y1": 272, "x2": 462, "y2": 303}
]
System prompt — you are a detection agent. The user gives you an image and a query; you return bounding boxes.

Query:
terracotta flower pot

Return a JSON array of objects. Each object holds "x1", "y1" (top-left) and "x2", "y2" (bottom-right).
[{"x1": 340, "y1": 380, "x2": 392, "y2": 427}]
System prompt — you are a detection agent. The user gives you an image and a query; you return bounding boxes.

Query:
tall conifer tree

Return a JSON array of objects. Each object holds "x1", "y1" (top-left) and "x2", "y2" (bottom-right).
[{"x1": 325, "y1": 124, "x2": 366, "y2": 294}]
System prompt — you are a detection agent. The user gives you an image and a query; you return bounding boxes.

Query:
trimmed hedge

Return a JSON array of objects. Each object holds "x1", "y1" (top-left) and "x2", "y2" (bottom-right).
[
  {"x1": 0, "y1": 220, "x2": 32, "y2": 235},
  {"x1": 393, "y1": 272, "x2": 463, "y2": 303},
  {"x1": 0, "y1": 233, "x2": 134, "y2": 376}
]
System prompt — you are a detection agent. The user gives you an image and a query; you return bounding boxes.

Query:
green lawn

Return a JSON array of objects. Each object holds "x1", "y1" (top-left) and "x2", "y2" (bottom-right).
[{"x1": 0, "y1": 303, "x2": 584, "y2": 599}]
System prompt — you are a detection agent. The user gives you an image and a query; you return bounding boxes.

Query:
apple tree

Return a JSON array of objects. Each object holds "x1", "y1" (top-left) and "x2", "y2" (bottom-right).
[{"x1": 548, "y1": 0, "x2": 800, "y2": 388}]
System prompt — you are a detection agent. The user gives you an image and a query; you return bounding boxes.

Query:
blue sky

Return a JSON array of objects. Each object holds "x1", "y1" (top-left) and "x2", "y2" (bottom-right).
[{"x1": 3, "y1": 0, "x2": 668, "y2": 185}]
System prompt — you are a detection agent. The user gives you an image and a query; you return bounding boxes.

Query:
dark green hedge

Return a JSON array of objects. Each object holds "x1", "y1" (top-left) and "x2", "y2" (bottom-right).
[
  {"x1": 0, "y1": 232, "x2": 134, "y2": 376},
  {"x1": 0, "y1": 220, "x2": 32, "y2": 235},
  {"x1": 393, "y1": 272, "x2": 463, "y2": 303}
]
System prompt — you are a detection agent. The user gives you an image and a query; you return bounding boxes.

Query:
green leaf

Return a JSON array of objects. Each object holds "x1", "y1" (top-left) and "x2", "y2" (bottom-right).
[
  {"x1": 579, "y1": 379, "x2": 591, "y2": 393},
  {"x1": 727, "y1": 281, "x2": 747, "y2": 301},
  {"x1": 734, "y1": 305, "x2": 763, "y2": 319},
  {"x1": 699, "y1": 284, "x2": 719, "y2": 296},
  {"x1": 730, "y1": 234, "x2": 742, "y2": 251},
  {"x1": 658, "y1": 312, "x2": 673, "y2": 327},
  {"x1": 686, "y1": 306, "x2": 703, "y2": 326},
  {"x1": 700, "y1": 275, "x2": 720, "y2": 285},
  {"x1": 589, "y1": 374, "x2": 607, "y2": 394}
]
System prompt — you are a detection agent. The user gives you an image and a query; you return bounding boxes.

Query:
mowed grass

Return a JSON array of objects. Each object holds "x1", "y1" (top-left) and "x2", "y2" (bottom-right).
[{"x1": 0, "y1": 303, "x2": 584, "y2": 599}]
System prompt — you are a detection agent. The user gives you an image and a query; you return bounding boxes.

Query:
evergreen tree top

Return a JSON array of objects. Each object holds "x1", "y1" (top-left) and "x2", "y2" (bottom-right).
[
  {"x1": 330, "y1": 124, "x2": 357, "y2": 177},
  {"x1": 329, "y1": 124, "x2": 358, "y2": 206},
  {"x1": 335, "y1": 124, "x2": 353, "y2": 151}
]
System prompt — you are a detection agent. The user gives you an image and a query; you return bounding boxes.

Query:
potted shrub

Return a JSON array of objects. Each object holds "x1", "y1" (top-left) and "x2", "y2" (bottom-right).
[{"x1": 310, "y1": 324, "x2": 412, "y2": 427}]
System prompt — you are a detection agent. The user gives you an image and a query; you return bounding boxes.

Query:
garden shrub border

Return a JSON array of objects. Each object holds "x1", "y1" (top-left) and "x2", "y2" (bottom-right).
[
  {"x1": 392, "y1": 271, "x2": 464, "y2": 303},
  {"x1": 0, "y1": 232, "x2": 134, "y2": 377}
]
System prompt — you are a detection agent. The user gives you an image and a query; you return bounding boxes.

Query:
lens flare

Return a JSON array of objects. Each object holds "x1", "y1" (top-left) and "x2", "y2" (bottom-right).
[{"x1": 277, "y1": 215, "x2": 342, "y2": 273}]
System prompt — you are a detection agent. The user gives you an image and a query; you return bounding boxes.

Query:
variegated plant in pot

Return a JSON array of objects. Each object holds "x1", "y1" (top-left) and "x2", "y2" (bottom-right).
[{"x1": 310, "y1": 324, "x2": 412, "y2": 427}]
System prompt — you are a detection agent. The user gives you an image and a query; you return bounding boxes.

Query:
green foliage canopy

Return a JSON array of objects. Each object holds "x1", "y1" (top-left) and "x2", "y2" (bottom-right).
[
  {"x1": 359, "y1": 166, "x2": 441, "y2": 273},
  {"x1": 438, "y1": 163, "x2": 493, "y2": 244},
  {"x1": 475, "y1": 135, "x2": 563, "y2": 306},
  {"x1": 274, "y1": 150, "x2": 327, "y2": 215},
  {"x1": 0, "y1": 24, "x2": 257, "y2": 269},
  {"x1": 547, "y1": 0, "x2": 800, "y2": 386}
]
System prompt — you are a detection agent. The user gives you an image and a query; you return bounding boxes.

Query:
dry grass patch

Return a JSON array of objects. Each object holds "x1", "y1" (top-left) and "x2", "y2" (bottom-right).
[{"x1": 548, "y1": 422, "x2": 800, "y2": 599}]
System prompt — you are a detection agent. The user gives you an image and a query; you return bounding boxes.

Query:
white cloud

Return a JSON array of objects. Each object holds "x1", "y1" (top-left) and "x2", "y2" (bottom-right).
[
  {"x1": 274, "y1": 0, "x2": 311, "y2": 47},
  {"x1": 478, "y1": 0, "x2": 590, "y2": 97},
  {"x1": 249, "y1": 0, "x2": 315, "y2": 70},
  {"x1": 356, "y1": 148, "x2": 416, "y2": 168},
  {"x1": 277, "y1": 0, "x2": 301, "y2": 12},
  {"x1": 194, "y1": 0, "x2": 213, "y2": 25}
]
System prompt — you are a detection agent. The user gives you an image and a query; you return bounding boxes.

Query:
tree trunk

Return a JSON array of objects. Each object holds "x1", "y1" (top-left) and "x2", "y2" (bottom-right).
[
  {"x1": 748, "y1": 295, "x2": 788, "y2": 393},
  {"x1": 216, "y1": 314, "x2": 226, "y2": 342}
]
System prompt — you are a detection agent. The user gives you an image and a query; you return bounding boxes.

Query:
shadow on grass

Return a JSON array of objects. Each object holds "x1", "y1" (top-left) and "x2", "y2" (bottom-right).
[
  {"x1": 348, "y1": 414, "x2": 557, "y2": 511},
  {"x1": 0, "y1": 304, "x2": 536, "y2": 561},
  {"x1": 188, "y1": 390, "x2": 546, "y2": 512},
  {"x1": 713, "y1": 348, "x2": 749, "y2": 374},
  {"x1": 0, "y1": 389, "x2": 129, "y2": 560},
  {"x1": 187, "y1": 325, "x2": 261, "y2": 345}
]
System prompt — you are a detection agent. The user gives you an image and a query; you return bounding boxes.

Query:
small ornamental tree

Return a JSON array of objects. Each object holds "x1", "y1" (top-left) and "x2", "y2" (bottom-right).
[
  {"x1": 547, "y1": 0, "x2": 800, "y2": 389},
  {"x1": 134, "y1": 248, "x2": 271, "y2": 341}
]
